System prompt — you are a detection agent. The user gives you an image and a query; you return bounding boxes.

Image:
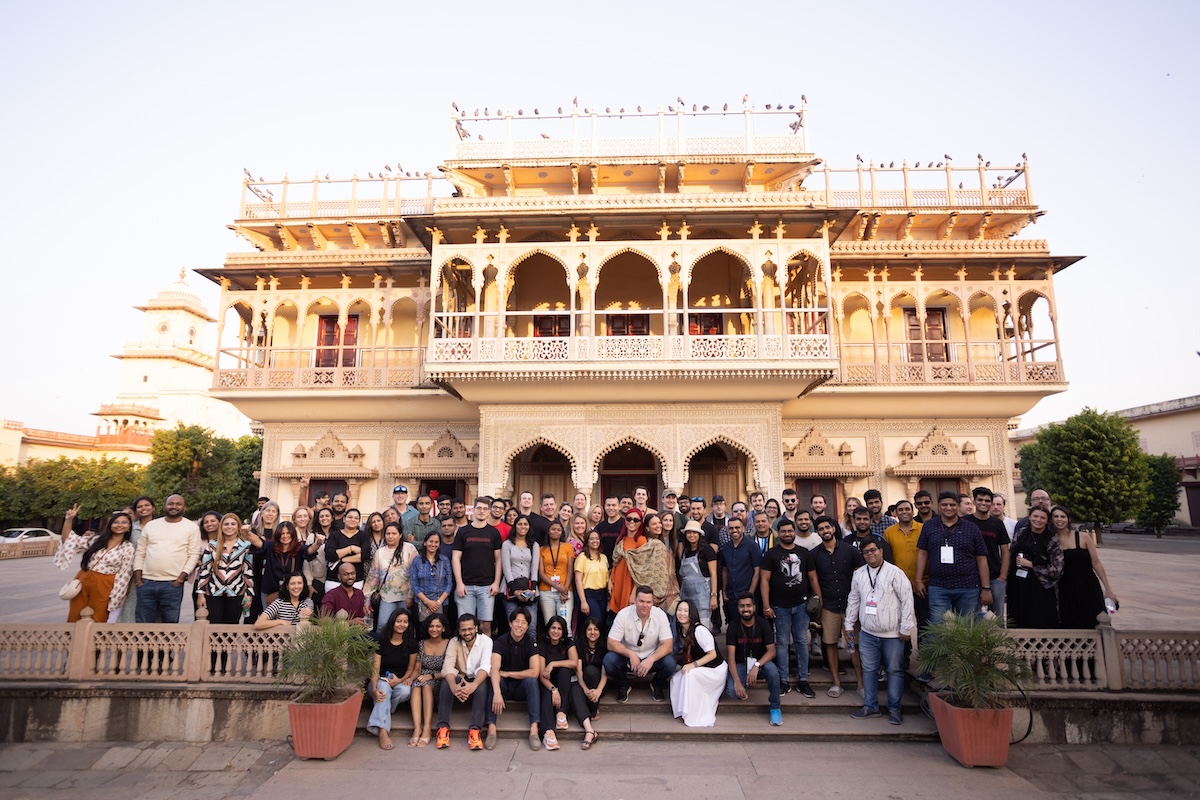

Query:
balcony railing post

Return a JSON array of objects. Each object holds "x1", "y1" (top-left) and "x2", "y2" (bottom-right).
[
  {"x1": 66, "y1": 613, "x2": 96, "y2": 681},
  {"x1": 186, "y1": 618, "x2": 210, "y2": 683},
  {"x1": 1097, "y1": 619, "x2": 1123, "y2": 690}
]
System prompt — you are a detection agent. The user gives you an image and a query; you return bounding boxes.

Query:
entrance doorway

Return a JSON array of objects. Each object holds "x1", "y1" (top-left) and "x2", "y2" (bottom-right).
[
  {"x1": 419, "y1": 479, "x2": 468, "y2": 504},
  {"x1": 599, "y1": 443, "x2": 660, "y2": 505}
]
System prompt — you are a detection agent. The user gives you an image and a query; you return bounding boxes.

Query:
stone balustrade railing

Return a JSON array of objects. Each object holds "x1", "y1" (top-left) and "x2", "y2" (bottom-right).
[
  {"x1": 0, "y1": 539, "x2": 60, "y2": 560},
  {"x1": 2, "y1": 615, "x2": 1195, "y2": 693},
  {"x1": 0, "y1": 612, "x2": 293, "y2": 685}
]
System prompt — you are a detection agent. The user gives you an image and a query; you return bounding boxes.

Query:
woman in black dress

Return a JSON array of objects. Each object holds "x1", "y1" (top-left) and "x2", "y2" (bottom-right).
[
  {"x1": 1007, "y1": 507, "x2": 1064, "y2": 628},
  {"x1": 574, "y1": 617, "x2": 606, "y2": 748},
  {"x1": 1053, "y1": 506, "x2": 1118, "y2": 629}
]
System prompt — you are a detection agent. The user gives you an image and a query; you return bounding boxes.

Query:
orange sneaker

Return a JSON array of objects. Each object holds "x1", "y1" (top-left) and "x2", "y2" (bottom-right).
[
  {"x1": 435, "y1": 726, "x2": 451, "y2": 749},
  {"x1": 468, "y1": 727, "x2": 483, "y2": 751}
]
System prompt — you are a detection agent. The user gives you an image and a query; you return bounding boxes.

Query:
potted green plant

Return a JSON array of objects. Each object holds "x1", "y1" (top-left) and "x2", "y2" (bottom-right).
[
  {"x1": 277, "y1": 617, "x2": 376, "y2": 759},
  {"x1": 917, "y1": 612, "x2": 1031, "y2": 767}
]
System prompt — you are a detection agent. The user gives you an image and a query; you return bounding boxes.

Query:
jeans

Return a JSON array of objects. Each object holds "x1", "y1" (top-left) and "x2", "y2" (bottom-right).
[
  {"x1": 581, "y1": 589, "x2": 608, "y2": 628},
  {"x1": 367, "y1": 678, "x2": 412, "y2": 734},
  {"x1": 538, "y1": 590, "x2": 573, "y2": 633},
  {"x1": 772, "y1": 604, "x2": 810, "y2": 681},
  {"x1": 375, "y1": 600, "x2": 406, "y2": 638},
  {"x1": 603, "y1": 650, "x2": 678, "y2": 694},
  {"x1": 437, "y1": 676, "x2": 491, "y2": 730},
  {"x1": 926, "y1": 585, "x2": 981, "y2": 623},
  {"x1": 136, "y1": 580, "x2": 185, "y2": 624},
  {"x1": 458, "y1": 584, "x2": 496, "y2": 622},
  {"x1": 725, "y1": 660, "x2": 782, "y2": 710},
  {"x1": 989, "y1": 579, "x2": 1007, "y2": 626},
  {"x1": 484, "y1": 676, "x2": 541, "y2": 730},
  {"x1": 858, "y1": 630, "x2": 904, "y2": 713}
]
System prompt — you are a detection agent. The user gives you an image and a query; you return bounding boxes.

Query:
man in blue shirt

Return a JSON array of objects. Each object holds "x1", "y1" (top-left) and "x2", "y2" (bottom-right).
[
  {"x1": 914, "y1": 491, "x2": 992, "y2": 622},
  {"x1": 719, "y1": 518, "x2": 761, "y2": 622}
]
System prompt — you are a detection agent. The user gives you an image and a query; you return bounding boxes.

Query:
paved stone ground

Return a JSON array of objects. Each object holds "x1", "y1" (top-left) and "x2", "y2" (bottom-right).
[{"x1": 1, "y1": 738, "x2": 1198, "y2": 799}]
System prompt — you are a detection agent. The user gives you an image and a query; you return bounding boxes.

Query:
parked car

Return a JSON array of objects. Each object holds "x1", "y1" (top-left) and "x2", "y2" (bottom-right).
[{"x1": 1, "y1": 528, "x2": 58, "y2": 542}]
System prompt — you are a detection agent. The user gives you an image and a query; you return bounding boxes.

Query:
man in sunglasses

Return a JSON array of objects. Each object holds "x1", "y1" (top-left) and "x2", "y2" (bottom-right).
[
  {"x1": 912, "y1": 490, "x2": 935, "y2": 524},
  {"x1": 604, "y1": 585, "x2": 676, "y2": 702}
]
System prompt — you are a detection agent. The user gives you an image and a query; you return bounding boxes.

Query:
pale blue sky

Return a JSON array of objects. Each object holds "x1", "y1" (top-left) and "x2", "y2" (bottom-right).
[{"x1": 3, "y1": 1, "x2": 1196, "y2": 434}]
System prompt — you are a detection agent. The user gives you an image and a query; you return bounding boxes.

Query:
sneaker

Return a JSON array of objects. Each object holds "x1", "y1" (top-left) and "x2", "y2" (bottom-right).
[
  {"x1": 888, "y1": 709, "x2": 903, "y2": 726},
  {"x1": 528, "y1": 731, "x2": 542, "y2": 751},
  {"x1": 650, "y1": 684, "x2": 665, "y2": 702},
  {"x1": 617, "y1": 685, "x2": 632, "y2": 704},
  {"x1": 769, "y1": 708, "x2": 783, "y2": 726},
  {"x1": 915, "y1": 671, "x2": 932, "y2": 684},
  {"x1": 779, "y1": 682, "x2": 792, "y2": 696},
  {"x1": 484, "y1": 728, "x2": 497, "y2": 750},
  {"x1": 555, "y1": 711, "x2": 568, "y2": 730},
  {"x1": 542, "y1": 731, "x2": 560, "y2": 751},
  {"x1": 467, "y1": 727, "x2": 483, "y2": 751},
  {"x1": 851, "y1": 706, "x2": 881, "y2": 719},
  {"x1": 435, "y1": 726, "x2": 450, "y2": 749},
  {"x1": 797, "y1": 681, "x2": 816, "y2": 698}
]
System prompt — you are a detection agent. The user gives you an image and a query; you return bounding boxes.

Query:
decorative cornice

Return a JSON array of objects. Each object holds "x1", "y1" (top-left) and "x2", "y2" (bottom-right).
[
  {"x1": 223, "y1": 248, "x2": 431, "y2": 266},
  {"x1": 434, "y1": 191, "x2": 829, "y2": 215},
  {"x1": 833, "y1": 239, "x2": 1049, "y2": 254},
  {"x1": 428, "y1": 366, "x2": 835, "y2": 382}
]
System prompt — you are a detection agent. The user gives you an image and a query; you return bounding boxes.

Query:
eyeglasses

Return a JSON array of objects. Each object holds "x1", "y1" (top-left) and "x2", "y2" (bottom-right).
[{"x1": 914, "y1": 499, "x2": 932, "y2": 505}]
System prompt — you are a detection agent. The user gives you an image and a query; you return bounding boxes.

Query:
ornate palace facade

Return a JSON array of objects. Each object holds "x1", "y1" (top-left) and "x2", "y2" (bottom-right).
[{"x1": 200, "y1": 101, "x2": 1074, "y2": 511}]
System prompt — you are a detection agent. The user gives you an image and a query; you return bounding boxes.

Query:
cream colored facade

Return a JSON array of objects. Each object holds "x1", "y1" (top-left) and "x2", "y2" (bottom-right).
[
  {"x1": 1011, "y1": 395, "x2": 1200, "y2": 525},
  {"x1": 203, "y1": 101, "x2": 1073, "y2": 513},
  {"x1": 0, "y1": 275, "x2": 250, "y2": 469}
]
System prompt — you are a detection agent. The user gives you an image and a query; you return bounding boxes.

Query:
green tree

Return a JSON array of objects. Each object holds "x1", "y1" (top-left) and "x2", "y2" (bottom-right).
[
  {"x1": 1022, "y1": 408, "x2": 1149, "y2": 541},
  {"x1": 1137, "y1": 453, "x2": 1181, "y2": 537},
  {"x1": 143, "y1": 424, "x2": 240, "y2": 515},
  {"x1": 231, "y1": 434, "x2": 264, "y2": 519},
  {"x1": 0, "y1": 457, "x2": 142, "y2": 528},
  {"x1": 1016, "y1": 442, "x2": 1043, "y2": 510}
]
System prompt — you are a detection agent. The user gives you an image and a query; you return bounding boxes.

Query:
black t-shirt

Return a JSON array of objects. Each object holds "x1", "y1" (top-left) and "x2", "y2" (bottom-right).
[
  {"x1": 973, "y1": 514, "x2": 1011, "y2": 580},
  {"x1": 594, "y1": 519, "x2": 624, "y2": 560},
  {"x1": 810, "y1": 540, "x2": 865, "y2": 611},
  {"x1": 324, "y1": 528, "x2": 368, "y2": 581},
  {"x1": 528, "y1": 515, "x2": 552, "y2": 548},
  {"x1": 760, "y1": 544, "x2": 815, "y2": 608},
  {"x1": 726, "y1": 616, "x2": 775, "y2": 662},
  {"x1": 541, "y1": 636, "x2": 574, "y2": 670},
  {"x1": 454, "y1": 524, "x2": 502, "y2": 586},
  {"x1": 843, "y1": 531, "x2": 894, "y2": 564},
  {"x1": 493, "y1": 632, "x2": 539, "y2": 672},
  {"x1": 378, "y1": 637, "x2": 415, "y2": 677}
]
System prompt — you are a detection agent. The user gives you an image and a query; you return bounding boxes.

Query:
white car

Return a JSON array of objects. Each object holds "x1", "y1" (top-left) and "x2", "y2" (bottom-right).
[{"x1": 1, "y1": 527, "x2": 58, "y2": 542}]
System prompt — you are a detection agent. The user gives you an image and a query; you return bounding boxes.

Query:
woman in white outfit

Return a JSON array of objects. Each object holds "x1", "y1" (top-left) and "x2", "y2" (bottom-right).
[{"x1": 669, "y1": 599, "x2": 725, "y2": 727}]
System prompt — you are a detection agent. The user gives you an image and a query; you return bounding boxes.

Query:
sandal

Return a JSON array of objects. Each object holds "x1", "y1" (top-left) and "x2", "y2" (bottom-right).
[
  {"x1": 407, "y1": 736, "x2": 420, "y2": 748},
  {"x1": 417, "y1": 736, "x2": 430, "y2": 747},
  {"x1": 581, "y1": 730, "x2": 599, "y2": 750},
  {"x1": 826, "y1": 686, "x2": 843, "y2": 698}
]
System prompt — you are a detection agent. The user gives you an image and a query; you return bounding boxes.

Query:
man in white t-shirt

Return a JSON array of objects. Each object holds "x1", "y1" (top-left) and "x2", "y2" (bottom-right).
[
  {"x1": 132, "y1": 494, "x2": 201, "y2": 624},
  {"x1": 604, "y1": 585, "x2": 677, "y2": 702}
]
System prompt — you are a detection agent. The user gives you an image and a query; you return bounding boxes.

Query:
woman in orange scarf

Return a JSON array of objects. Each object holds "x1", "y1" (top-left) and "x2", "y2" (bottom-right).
[{"x1": 608, "y1": 510, "x2": 679, "y2": 615}]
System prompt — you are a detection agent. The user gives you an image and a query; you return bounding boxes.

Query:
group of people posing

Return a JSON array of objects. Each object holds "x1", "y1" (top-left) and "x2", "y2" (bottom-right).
[{"x1": 52, "y1": 481, "x2": 1118, "y2": 750}]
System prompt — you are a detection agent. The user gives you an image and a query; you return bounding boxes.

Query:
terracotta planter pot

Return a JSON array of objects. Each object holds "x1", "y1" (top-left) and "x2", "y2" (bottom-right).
[
  {"x1": 287, "y1": 688, "x2": 363, "y2": 760},
  {"x1": 928, "y1": 692, "x2": 1013, "y2": 768}
]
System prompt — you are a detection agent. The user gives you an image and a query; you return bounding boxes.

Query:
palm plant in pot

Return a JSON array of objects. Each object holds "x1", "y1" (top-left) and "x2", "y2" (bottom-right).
[
  {"x1": 917, "y1": 612, "x2": 1031, "y2": 767},
  {"x1": 277, "y1": 616, "x2": 376, "y2": 759}
]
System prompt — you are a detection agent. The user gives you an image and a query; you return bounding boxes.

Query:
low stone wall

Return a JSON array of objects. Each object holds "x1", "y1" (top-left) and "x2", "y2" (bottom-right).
[
  {"x1": 1014, "y1": 692, "x2": 1200, "y2": 745},
  {"x1": 0, "y1": 684, "x2": 293, "y2": 743},
  {"x1": 0, "y1": 539, "x2": 59, "y2": 559}
]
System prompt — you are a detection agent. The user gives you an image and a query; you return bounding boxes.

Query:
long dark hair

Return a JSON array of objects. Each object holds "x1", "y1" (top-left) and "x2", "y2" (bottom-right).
[
  {"x1": 273, "y1": 521, "x2": 301, "y2": 555},
  {"x1": 81, "y1": 512, "x2": 133, "y2": 572},
  {"x1": 674, "y1": 599, "x2": 699, "y2": 664},
  {"x1": 383, "y1": 606, "x2": 416, "y2": 646},
  {"x1": 540, "y1": 614, "x2": 571, "y2": 650},
  {"x1": 384, "y1": 522, "x2": 407, "y2": 564},
  {"x1": 313, "y1": 507, "x2": 336, "y2": 536}
]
